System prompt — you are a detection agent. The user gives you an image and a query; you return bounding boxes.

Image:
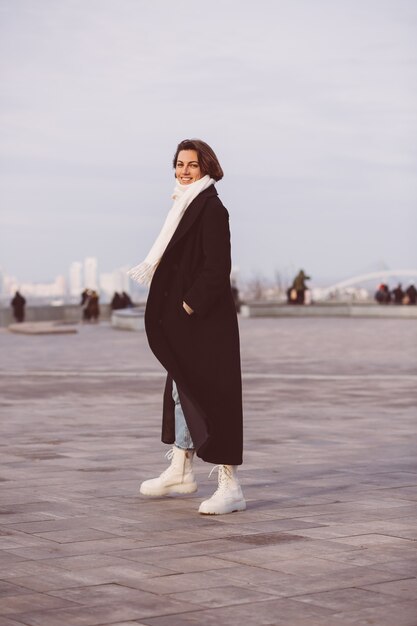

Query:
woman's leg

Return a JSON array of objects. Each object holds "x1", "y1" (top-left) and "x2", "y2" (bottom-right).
[
  {"x1": 139, "y1": 380, "x2": 196, "y2": 497},
  {"x1": 172, "y1": 381, "x2": 194, "y2": 450}
]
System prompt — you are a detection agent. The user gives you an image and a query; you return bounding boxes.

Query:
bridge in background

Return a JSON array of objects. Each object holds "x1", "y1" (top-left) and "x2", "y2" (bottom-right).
[{"x1": 322, "y1": 269, "x2": 417, "y2": 295}]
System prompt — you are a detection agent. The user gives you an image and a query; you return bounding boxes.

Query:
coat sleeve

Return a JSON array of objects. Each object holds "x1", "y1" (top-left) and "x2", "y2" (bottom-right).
[{"x1": 184, "y1": 199, "x2": 232, "y2": 317}]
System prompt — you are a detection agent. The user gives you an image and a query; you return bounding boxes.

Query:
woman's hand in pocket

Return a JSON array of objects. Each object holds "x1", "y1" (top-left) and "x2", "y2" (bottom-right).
[{"x1": 183, "y1": 301, "x2": 194, "y2": 315}]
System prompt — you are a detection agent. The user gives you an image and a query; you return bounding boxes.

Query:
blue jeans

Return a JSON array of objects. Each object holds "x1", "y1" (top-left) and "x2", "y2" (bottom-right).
[{"x1": 172, "y1": 381, "x2": 194, "y2": 450}]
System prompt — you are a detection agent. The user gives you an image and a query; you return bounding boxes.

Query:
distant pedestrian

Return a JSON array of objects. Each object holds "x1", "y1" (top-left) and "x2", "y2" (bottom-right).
[
  {"x1": 129, "y1": 138, "x2": 245, "y2": 515},
  {"x1": 121, "y1": 291, "x2": 133, "y2": 308},
  {"x1": 11, "y1": 291, "x2": 26, "y2": 323},
  {"x1": 86, "y1": 290, "x2": 100, "y2": 322},
  {"x1": 405, "y1": 283, "x2": 417, "y2": 305},
  {"x1": 392, "y1": 283, "x2": 404, "y2": 305},
  {"x1": 288, "y1": 270, "x2": 311, "y2": 305},
  {"x1": 80, "y1": 289, "x2": 100, "y2": 321},
  {"x1": 111, "y1": 292, "x2": 123, "y2": 310},
  {"x1": 375, "y1": 283, "x2": 391, "y2": 304},
  {"x1": 80, "y1": 289, "x2": 91, "y2": 321}
]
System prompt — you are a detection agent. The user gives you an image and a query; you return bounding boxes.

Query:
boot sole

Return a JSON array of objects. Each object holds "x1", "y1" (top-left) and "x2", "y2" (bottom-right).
[
  {"x1": 199, "y1": 500, "x2": 246, "y2": 515},
  {"x1": 140, "y1": 482, "x2": 198, "y2": 497}
]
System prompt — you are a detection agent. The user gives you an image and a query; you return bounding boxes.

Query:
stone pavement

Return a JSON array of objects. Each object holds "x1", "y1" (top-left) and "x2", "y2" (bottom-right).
[{"x1": 0, "y1": 317, "x2": 416, "y2": 626}]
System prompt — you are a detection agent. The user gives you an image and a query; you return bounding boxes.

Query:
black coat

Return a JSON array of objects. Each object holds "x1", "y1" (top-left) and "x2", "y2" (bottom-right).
[{"x1": 145, "y1": 185, "x2": 243, "y2": 465}]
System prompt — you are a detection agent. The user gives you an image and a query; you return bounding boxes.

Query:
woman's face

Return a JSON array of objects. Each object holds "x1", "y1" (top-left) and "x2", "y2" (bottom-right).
[{"x1": 175, "y1": 149, "x2": 203, "y2": 185}]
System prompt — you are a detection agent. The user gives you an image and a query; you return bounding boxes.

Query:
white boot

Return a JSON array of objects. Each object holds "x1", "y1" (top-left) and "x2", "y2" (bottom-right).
[
  {"x1": 140, "y1": 447, "x2": 197, "y2": 496},
  {"x1": 198, "y1": 465, "x2": 246, "y2": 515}
]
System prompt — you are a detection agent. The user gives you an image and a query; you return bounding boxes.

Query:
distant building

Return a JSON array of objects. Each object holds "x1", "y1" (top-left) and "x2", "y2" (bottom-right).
[
  {"x1": 99, "y1": 273, "x2": 115, "y2": 300},
  {"x1": 18, "y1": 276, "x2": 66, "y2": 299},
  {"x1": 69, "y1": 262, "x2": 83, "y2": 297},
  {"x1": 3, "y1": 274, "x2": 18, "y2": 297},
  {"x1": 99, "y1": 266, "x2": 131, "y2": 301},
  {"x1": 84, "y1": 257, "x2": 98, "y2": 290},
  {"x1": 113, "y1": 266, "x2": 130, "y2": 294}
]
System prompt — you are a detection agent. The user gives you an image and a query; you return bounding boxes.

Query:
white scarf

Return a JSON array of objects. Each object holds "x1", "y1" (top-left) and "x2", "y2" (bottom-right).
[{"x1": 128, "y1": 174, "x2": 215, "y2": 286}]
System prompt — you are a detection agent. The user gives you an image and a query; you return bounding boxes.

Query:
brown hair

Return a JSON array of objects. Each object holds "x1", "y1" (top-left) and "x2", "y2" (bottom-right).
[{"x1": 173, "y1": 139, "x2": 224, "y2": 181}]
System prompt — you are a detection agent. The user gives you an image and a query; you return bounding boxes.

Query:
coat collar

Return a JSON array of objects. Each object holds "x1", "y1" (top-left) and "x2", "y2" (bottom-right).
[{"x1": 163, "y1": 185, "x2": 218, "y2": 256}]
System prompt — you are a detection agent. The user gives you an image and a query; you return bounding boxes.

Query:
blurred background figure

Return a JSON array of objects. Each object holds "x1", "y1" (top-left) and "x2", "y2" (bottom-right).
[
  {"x1": 405, "y1": 283, "x2": 417, "y2": 305},
  {"x1": 111, "y1": 291, "x2": 133, "y2": 310},
  {"x1": 80, "y1": 289, "x2": 100, "y2": 322},
  {"x1": 287, "y1": 270, "x2": 311, "y2": 305},
  {"x1": 80, "y1": 288, "x2": 91, "y2": 321},
  {"x1": 231, "y1": 280, "x2": 241, "y2": 313},
  {"x1": 375, "y1": 283, "x2": 391, "y2": 304},
  {"x1": 111, "y1": 292, "x2": 123, "y2": 310},
  {"x1": 11, "y1": 290, "x2": 26, "y2": 323},
  {"x1": 86, "y1": 290, "x2": 100, "y2": 322},
  {"x1": 121, "y1": 291, "x2": 133, "y2": 308},
  {"x1": 391, "y1": 283, "x2": 404, "y2": 305}
]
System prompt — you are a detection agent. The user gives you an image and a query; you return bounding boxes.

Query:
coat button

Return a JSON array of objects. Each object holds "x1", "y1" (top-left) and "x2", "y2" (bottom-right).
[
  {"x1": 158, "y1": 319, "x2": 162, "y2": 325},
  {"x1": 164, "y1": 291, "x2": 168, "y2": 297}
]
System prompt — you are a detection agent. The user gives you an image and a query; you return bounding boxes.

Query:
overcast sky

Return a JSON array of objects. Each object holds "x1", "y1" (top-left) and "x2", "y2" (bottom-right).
[{"x1": 1, "y1": 0, "x2": 416, "y2": 285}]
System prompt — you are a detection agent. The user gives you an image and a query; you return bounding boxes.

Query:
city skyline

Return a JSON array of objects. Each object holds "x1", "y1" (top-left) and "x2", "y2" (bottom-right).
[
  {"x1": 0, "y1": 255, "x2": 139, "y2": 301},
  {"x1": 1, "y1": 1, "x2": 416, "y2": 282}
]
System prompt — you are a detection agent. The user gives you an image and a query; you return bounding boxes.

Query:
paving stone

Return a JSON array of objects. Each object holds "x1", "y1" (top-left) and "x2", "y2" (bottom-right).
[
  {"x1": 292, "y1": 587, "x2": 397, "y2": 610},
  {"x1": 211, "y1": 541, "x2": 360, "y2": 569},
  {"x1": 0, "y1": 533, "x2": 56, "y2": 550},
  {"x1": 8, "y1": 562, "x2": 171, "y2": 592},
  {"x1": 128, "y1": 570, "x2": 237, "y2": 595},
  {"x1": 0, "y1": 617, "x2": 33, "y2": 626},
  {"x1": 13, "y1": 597, "x2": 198, "y2": 625},
  {"x1": 317, "y1": 546, "x2": 417, "y2": 569},
  {"x1": 371, "y1": 559, "x2": 417, "y2": 577},
  {"x1": 47, "y1": 583, "x2": 164, "y2": 605},
  {"x1": 0, "y1": 591, "x2": 76, "y2": 614},
  {"x1": 5, "y1": 537, "x2": 147, "y2": 560},
  {"x1": 329, "y1": 533, "x2": 417, "y2": 548},
  {"x1": 155, "y1": 555, "x2": 239, "y2": 573},
  {"x1": 168, "y1": 584, "x2": 280, "y2": 608},
  {"x1": 304, "y1": 516, "x2": 416, "y2": 533},
  {"x1": 0, "y1": 582, "x2": 32, "y2": 599},
  {"x1": 360, "y1": 577, "x2": 417, "y2": 600},
  {"x1": 255, "y1": 567, "x2": 412, "y2": 597},
  {"x1": 140, "y1": 596, "x2": 335, "y2": 625},
  {"x1": 275, "y1": 599, "x2": 417, "y2": 626},
  {"x1": 199, "y1": 563, "x2": 300, "y2": 590},
  {"x1": 0, "y1": 318, "x2": 416, "y2": 625},
  {"x1": 104, "y1": 623, "x2": 149, "y2": 626},
  {"x1": 0, "y1": 560, "x2": 86, "y2": 580},
  {"x1": 227, "y1": 555, "x2": 356, "y2": 577},
  {"x1": 326, "y1": 599, "x2": 417, "y2": 626},
  {"x1": 38, "y1": 554, "x2": 142, "y2": 571},
  {"x1": 31, "y1": 528, "x2": 119, "y2": 543},
  {"x1": 108, "y1": 538, "x2": 251, "y2": 564}
]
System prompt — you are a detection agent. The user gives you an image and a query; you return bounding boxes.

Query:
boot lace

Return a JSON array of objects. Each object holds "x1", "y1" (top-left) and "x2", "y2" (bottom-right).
[
  {"x1": 208, "y1": 465, "x2": 233, "y2": 497},
  {"x1": 159, "y1": 447, "x2": 175, "y2": 479},
  {"x1": 165, "y1": 448, "x2": 175, "y2": 462}
]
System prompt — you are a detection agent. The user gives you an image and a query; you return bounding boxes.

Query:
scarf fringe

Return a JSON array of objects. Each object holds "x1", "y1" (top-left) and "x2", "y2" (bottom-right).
[
  {"x1": 127, "y1": 175, "x2": 215, "y2": 287},
  {"x1": 127, "y1": 261, "x2": 155, "y2": 286}
]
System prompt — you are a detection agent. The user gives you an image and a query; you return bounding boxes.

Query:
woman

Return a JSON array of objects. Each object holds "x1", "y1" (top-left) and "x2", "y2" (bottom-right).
[{"x1": 129, "y1": 139, "x2": 245, "y2": 515}]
